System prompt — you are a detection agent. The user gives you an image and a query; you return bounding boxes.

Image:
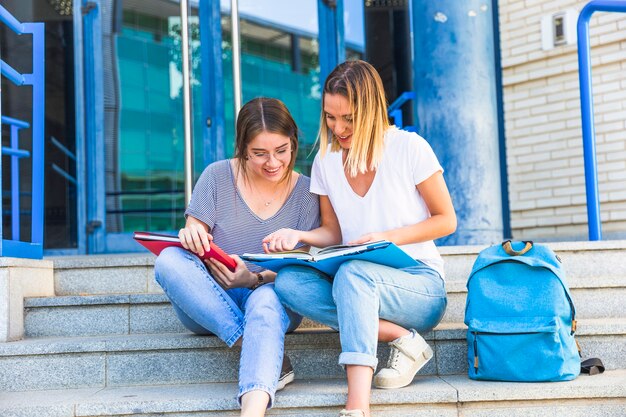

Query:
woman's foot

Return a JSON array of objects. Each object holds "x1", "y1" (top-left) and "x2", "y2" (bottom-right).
[
  {"x1": 276, "y1": 354, "x2": 294, "y2": 390},
  {"x1": 339, "y1": 409, "x2": 366, "y2": 417},
  {"x1": 373, "y1": 329, "x2": 433, "y2": 389}
]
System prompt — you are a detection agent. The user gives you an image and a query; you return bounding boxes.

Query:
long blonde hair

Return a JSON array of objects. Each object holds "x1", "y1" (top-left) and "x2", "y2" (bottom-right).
[{"x1": 318, "y1": 60, "x2": 390, "y2": 177}]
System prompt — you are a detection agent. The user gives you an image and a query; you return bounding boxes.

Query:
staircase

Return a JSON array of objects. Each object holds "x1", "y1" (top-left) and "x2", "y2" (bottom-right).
[{"x1": 1, "y1": 241, "x2": 626, "y2": 416}]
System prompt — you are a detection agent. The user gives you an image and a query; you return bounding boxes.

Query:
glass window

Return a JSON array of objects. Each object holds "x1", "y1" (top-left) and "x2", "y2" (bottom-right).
[
  {"x1": 220, "y1": 0, "x2": 364, "y2": 174},
  {"x1": 108, "y1": 2, "x2": 204, "y2": 233},
  {"x1": 106, "y1": 0, "x2": 364, "y2": 234},
  {"x1": 221, "y1": 15, "x2": 322, "y2": 174}
]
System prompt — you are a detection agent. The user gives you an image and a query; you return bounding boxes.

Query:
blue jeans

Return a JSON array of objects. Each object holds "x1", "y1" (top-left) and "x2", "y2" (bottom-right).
[
  {"x1": 154, "y1": 247, "x2": 301, "y2": 407},
  {"x1": 274, "y1": 260, "x2": 447, "y2": 369}
]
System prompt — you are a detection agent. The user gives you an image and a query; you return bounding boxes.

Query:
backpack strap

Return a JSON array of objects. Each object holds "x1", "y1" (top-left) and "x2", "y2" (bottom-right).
[
  {"x1": 577, "y1": 340, "x2": 605, "y2": 376},
  {"x1": 581, "y1": 358, "x2": 605, "y2": 375},
  {"x1": 502, "y1": 240, "x2": 533, "y2": 256}
]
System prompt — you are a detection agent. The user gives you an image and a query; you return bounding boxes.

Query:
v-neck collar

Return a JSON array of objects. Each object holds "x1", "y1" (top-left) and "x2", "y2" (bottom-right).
[
  {"x1": 338, "y1": 148, "x2": 384, "y2": 200},
  {"x1": 228, "y1": 160, "x2": 301, "y2": 222}
]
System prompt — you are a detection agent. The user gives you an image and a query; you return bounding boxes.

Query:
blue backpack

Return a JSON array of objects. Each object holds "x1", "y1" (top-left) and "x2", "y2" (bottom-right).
[{"x1": 464, "y1": 241, "x2": 580, "y2": 382}]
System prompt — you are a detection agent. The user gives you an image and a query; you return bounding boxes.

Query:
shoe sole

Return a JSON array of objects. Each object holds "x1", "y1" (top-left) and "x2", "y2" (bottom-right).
[
  {"x1": 276, "y1": 370, "x2": 295, "y2": 391},
  {"x1": 373, "y1": 344, "x2": 433, "y2": 389}
]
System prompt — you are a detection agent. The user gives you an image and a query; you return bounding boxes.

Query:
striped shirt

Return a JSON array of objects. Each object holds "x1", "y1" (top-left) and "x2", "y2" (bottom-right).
[{"x1": 185, "y1": 159, "x2": 320, "y2": 271}]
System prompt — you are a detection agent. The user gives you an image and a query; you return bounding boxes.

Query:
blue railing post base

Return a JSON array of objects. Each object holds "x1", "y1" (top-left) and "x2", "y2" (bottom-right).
[{"x1": 0, "y1": 240, "x2": 43, "y2": 259}]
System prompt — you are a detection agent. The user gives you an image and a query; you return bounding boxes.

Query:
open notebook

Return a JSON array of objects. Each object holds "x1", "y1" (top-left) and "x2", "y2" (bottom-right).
[{"x1": 241, "y1": 240, "x2": 418, "y2": 275}]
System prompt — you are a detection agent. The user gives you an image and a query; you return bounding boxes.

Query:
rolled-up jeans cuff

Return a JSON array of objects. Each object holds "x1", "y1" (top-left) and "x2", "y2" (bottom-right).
[
  {"x1": 224, "y1": 324, "x2": 244, "y2": 348},
  {"x1": 238, "y1": 384, "x2": 275, "y2": 409},
  {"x1": 338, "y1": 352, "x2": 378, "y2": 370}
]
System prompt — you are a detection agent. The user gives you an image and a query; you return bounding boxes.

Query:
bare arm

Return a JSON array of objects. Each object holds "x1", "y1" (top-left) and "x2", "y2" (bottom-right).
[
  {"x1": 349, "y1": 171, "x2": 456, "y2": 245},
  {"x1": 263, "y1": 195, "x2": 342, "y2": 252}
]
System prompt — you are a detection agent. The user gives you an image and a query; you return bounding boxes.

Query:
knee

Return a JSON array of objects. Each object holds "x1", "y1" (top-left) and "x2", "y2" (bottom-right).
[
  {"x1": 251, "y1": 283, "x2": 282, "y2": 305},
  {"x1": 274, "y1": 267, "x2": 303, "y2": 305},
  {"x1": 246, "y1": 285, "x2": 286, "y2": 318},
  {"x1": 154, "y1": 247, "x2": 190, "y2": 285},
  {"x1": 250, "y1": 284, "x2": 303, "y2": 331},
  {"x1": 334, "y1": 260, "x2": 375, "y2": 289}
]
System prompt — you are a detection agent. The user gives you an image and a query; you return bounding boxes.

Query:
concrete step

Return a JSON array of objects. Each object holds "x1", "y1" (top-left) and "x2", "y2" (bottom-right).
[
  {"x1": 49, "y1": 254, "x2": 158, "y2": 296},
  {"x1": 23, "y1": 294, "x2": 326, "y2": 338},
  {"x1": 48, "y1": 240, "x2": 626, "y2": 296},
  {"x1": 1, "y1": 370, "x2": 625, "y2": 417},
  {"x1": 440, "y1": 240, "x2": 626, "y2": 284},
  {"x1": 24, "y1": 294, "x2": 187, "y2": 337},
  {"x1": 24, "y1": 264, "x2": 626, "y2": 338},
  {"x1": 1, "y1": 319, "x2": 624, "y2": 392}
]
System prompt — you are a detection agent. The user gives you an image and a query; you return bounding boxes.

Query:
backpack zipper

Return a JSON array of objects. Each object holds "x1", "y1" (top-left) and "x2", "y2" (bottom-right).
[{"x1": 473, "y1": 332, "x2": 479, "y2": 371}]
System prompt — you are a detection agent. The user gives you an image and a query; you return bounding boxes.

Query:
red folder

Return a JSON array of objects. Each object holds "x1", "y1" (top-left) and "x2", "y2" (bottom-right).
[{"x1": 133, "y1": 231, "x2": 237, "y2": 272}]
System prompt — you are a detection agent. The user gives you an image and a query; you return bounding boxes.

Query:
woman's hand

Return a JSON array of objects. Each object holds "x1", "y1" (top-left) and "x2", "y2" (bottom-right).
[
  {"x1": 179, "y1": 218, "x2": 213, "y2": 256},
  {"x1": 205, "y1": 255, "x2": 257, "y2": 290},
  {"x1": 262, "y1": 228, "x2": 302, "y2": 253},
  {"x1": 348, "y1": 232, "x2": 387, "y2": 245}
]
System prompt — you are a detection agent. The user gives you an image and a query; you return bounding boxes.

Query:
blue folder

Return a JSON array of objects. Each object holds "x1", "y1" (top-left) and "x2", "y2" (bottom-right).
[{"x1": 241, "y1": 240, "x2": 419, "y2": 276}]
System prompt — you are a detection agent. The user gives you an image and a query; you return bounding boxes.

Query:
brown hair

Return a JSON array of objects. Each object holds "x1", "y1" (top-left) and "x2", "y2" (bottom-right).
[
  {"x1": 318, "y1": 60, "x2": 390, "y2": 177},
  {"x1": 234, "y1": 97, "x2": 299, "y2": 183}
]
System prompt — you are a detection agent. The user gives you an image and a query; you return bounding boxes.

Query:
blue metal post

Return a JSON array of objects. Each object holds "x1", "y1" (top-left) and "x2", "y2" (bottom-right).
[
  {"x1": 318, "y1": 0, "x2": 345, "y2": 83},
  {"x1": 25, "y1": 22, "x2": 45, "y2": 246},
  {"x1": 492, "y1": 0, "x2": 511, "y2": 240},
  {"x1": 82, "y1": 0, "x2": 107, "y2": 252},
  {"x1": 577, "y1": 0, "x2": 626, "y2": 241},
  {"x1": 411, "y1": 0, "x2": 503, "y2": 245},
  {"x1": 11, "y1": 124, "x2": 20, "y2": 239},
  {"x1": 0, "y1": 116, "x2": 2, "y2": 257},
  {"x1": 0, "y1": 59, "x2": 2, "y2": 256},
  {"x1": 73, "y1": 0, "x2": 87, "y2": 254},
  {"x1": 388, "y1": 91, "x2": 416, "y2": 129},
  {"x1": 200, "y1": 0, "x2": 225, "y2": 167},
  {"x1": 390, "y1": 110, "x2": 403, "y2": 129}
]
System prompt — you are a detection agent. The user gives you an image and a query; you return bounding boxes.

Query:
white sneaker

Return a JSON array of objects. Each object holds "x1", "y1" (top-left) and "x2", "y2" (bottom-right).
[
  {"x1": 373, "y1": 329, "x2": 433, "y2": 389},
  {"x1": 339, "y1": 409, "x2": 365, "y2": 417},
  {"x1": 276, "y1": 355, "x2": 294, "y2": 391}
]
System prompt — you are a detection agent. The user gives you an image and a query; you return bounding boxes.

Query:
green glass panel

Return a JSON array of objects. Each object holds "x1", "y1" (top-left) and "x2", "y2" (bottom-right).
[{"x1": 113, "y1": 9, "x2": 327, "y2": 233}]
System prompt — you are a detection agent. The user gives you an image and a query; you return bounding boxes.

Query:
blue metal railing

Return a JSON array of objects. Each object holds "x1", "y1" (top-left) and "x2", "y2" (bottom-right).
[
  {"x1": 50, "y1": 135, "x2": 78, "y2": 186},
  {"x1": 577, "y1": 0, "x2": 626, "y2": 241},
  {"x1": 0, "y1": 5, "x2": 45, "y2": 258},
  {"x1": 388, "y1": 91, "x2": 416, "y2": 129},
  {"x1": 2, "y1": 116, "x2": 31, "y2": 241}
]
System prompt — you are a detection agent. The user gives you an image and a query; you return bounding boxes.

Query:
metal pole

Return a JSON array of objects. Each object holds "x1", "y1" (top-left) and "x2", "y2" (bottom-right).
[
  {"x1": 73, "y1": 0, "x2": 87, "y2": 253},
  {"x1": 577, "y1": 4, "x2": 601, "y2": 241},
  {"x1": 576, "y1": 0, "x2": 626, "y2": 240},
  {"x1": 231, "y1": 0, "x2": 242, "y2": 118},
  {"x1": 180, "y1": 0, "x2": 194, "y2": 204}
]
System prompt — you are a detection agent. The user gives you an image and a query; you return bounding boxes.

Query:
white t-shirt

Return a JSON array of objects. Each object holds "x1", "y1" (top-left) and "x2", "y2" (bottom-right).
[{"x1": 310, "y1": 127, "x2": 445, "y2": 277}]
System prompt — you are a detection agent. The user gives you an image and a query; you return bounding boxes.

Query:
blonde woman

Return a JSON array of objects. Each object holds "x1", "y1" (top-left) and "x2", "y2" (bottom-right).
[
  {"x1": 263, "y1": 60, "x2": 456, "y2": 417},
  {"x1": 154, "y1": 98, "x2": 320, "y2": 417}
]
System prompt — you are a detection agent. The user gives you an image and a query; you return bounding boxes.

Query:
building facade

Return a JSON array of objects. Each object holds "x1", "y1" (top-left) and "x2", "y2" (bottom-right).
[
  {"x1": 500, "y1": 0, "x2": 626, "y2": 241},
  {"x1": 2, "y1": 0, "x2": 626, "y2": 256}
]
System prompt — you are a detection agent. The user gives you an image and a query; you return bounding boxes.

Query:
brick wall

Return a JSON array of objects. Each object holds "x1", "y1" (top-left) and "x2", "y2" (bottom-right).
[{"x1": 500, "y1": 1, "x2": 626, "y2": 240}]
